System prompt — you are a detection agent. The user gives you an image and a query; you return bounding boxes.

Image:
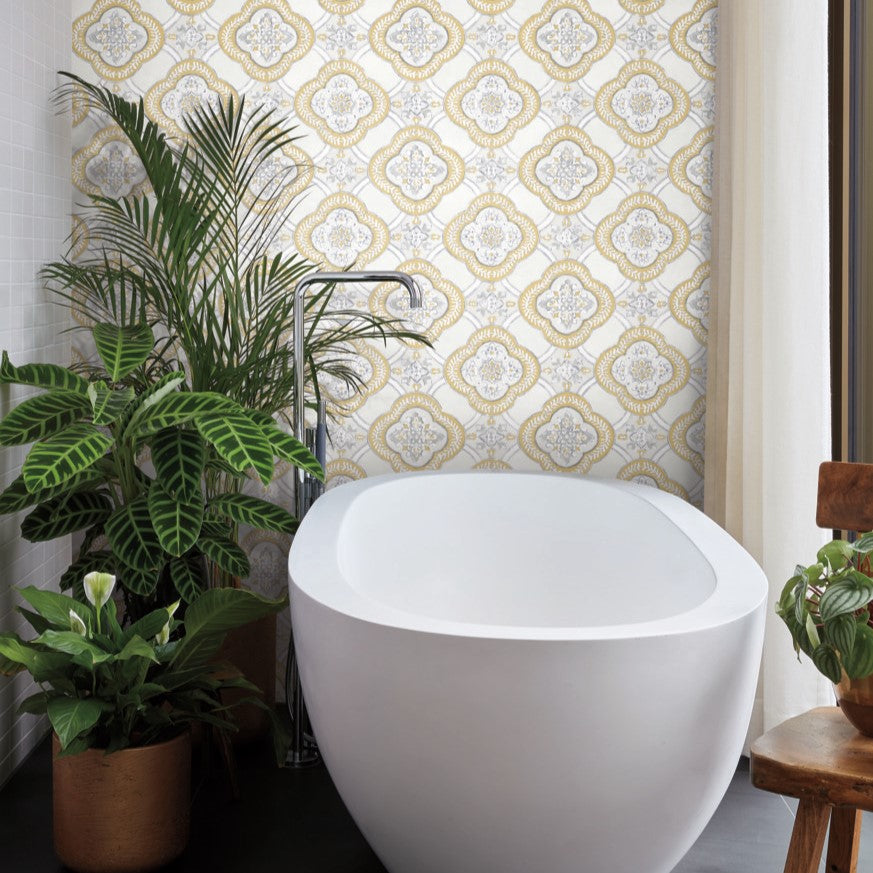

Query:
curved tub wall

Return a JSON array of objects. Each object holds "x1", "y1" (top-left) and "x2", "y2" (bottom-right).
[{"x1": 289, "y1": 473, "x2": 767, "y2": 873}]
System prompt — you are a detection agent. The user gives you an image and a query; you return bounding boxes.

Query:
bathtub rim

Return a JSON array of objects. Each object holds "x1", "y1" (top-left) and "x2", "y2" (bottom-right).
[{"x1": 288, "y1": 471, "x2": 768, "y2": 642}]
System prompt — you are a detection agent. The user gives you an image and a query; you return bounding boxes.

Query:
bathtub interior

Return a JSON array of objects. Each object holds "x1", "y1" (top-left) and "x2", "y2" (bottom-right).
[{"x1": 335, "y1": 474, "x2": 716, "y2": 628}]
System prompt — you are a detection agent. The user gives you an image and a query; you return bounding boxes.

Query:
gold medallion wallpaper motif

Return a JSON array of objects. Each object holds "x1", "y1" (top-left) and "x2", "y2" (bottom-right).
[{"x1": 71, "y1": 0, "x2": 716, "y2": 688}]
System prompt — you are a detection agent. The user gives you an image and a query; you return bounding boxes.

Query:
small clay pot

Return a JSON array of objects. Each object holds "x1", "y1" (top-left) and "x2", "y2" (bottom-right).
[
  {"x1": 52, "y1": 730, "x2": 191, "y2": 873},
  {"x1": 836, "y1": 673, "x2": 873, "y2": 736}
]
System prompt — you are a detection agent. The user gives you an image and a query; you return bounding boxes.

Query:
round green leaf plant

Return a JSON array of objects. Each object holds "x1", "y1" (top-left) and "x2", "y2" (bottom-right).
[{"x1": 776, "y1": 533, "x2": 873, "y2": 683}]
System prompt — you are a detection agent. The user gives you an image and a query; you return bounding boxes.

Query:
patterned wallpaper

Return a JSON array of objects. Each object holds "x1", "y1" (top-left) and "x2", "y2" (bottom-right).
[{"x1": 69, "y1": 0, "x2": 715, "y2": 678}]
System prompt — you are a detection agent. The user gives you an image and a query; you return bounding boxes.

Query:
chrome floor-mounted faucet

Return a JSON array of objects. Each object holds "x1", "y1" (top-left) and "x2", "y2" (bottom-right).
[{"x1": 286, "y1": 270, "x2": 423, "y2": 767}]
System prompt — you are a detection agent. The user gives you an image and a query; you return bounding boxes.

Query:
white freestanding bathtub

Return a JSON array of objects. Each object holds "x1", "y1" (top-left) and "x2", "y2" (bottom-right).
[{"x1": 289, "y1": 472, "x2": 767, "y2": 873}]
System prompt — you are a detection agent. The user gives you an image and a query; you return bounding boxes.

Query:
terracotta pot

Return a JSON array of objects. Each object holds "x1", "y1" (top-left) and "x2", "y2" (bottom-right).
[
  {"x1": 218, "y1": 612, "x2": 277, "y2": 744},
  {"x1": 53, "y1": 730, "x2": 191, "y2": 873},
  {"x1": 836, "y1": 673, "x2": 873, "y2": 736}
]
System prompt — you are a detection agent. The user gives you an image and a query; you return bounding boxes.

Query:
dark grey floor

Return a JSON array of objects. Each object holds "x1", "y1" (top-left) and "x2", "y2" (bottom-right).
[{"x1": 1, "y1": 738, "x2": 870, "y2": 872}]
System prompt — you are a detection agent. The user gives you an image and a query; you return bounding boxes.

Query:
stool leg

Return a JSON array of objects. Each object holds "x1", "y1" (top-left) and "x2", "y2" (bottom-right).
[
  {"x1": 783, "y1": 798, "x2": 830, "y2": 873},
  {"x1": 825, "y1": 808, "x2": 862, "y2": 873}
]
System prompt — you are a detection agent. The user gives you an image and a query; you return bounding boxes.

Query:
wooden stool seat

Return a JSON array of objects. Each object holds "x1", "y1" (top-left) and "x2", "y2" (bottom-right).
[{"x1": 750, "y1": 706, "x2": 873, "y2": 873}]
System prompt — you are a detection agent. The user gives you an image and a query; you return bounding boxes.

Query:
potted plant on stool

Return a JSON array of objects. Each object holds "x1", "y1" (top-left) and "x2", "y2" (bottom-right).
[
  {"x1": 0, "y1": 573, "x2": 285, "y2": 873},
  {"x1": 777, "y1": 534, "x2": 873, "y2": 733}
]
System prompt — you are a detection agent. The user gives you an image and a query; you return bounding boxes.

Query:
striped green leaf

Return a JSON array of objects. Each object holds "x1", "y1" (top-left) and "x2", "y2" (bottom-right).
[
  {"x1": 128, "y1": 391, "x2": 240, "y2": 438},
  {"x1": 0, "y1": 468, "x2": 105, "y2": 514},
  {"x1": 199, "y1": 534, "x2": 250, "y2": 579},
  {"x1": 92, "y1": 322, "x2": 155, "y2": 382},
  {"x1": 0, "y1": 351, "x2": 89, "y2": 394},
  {"x1": 20, "y1": 491, "x2": 112, "y2": 542},
  {"x1": 22, "y1": 424, "x2": 112, "y2": 492},
  {"x1": 87, "y1": 381, "x2": 134, "y2": 426},
  {"x1": 845, "y1": 622, "x2": 873, "y2": 679},
  {"x1": 117, "y1": 370, "x2": 185, "y2": 434},
  {"x1": 121, "y1": 565, "x2": 160, "y2": 597},
  {"x1": 151, "y1": 428, "x2": 205, "y2": 499},
  {"x1": 820, "y1": 575, "x2": 873, "y2": 622},
  {"x1": 170, "y1": 554, "x2": 207, "y2": 603},
  {"x1": 0, "y1": 390, "x2": 91, "y2": 446},
  {"x1": 210, "y1": 493, "x2": 297, "y2": 534},
  {"x1": 812, "y1": 644, "x2": 842, "y2": 683},
  {"x1": 825, "y1": 613, "x2": 857, "y2": 658},
  {"x1": 59, "y1": 551, "x2": 114, "y2": 596},
  {"x1": 147, "y1": 482, "x2": 203, "y2": 557},
  {"x1": 196, "y1": 413, "x2": 274, "y2": 486},
  {"x1": 262, "y1": 424, "x2": 323, "y2": 482},
  {"x1": 105, "y1": 495, "x2": 164, "y2": 570}
]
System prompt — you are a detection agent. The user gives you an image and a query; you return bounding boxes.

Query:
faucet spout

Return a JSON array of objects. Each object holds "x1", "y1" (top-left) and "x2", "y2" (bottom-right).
[{"x1": 292, "y1": 270, "x2": 422, "y2": 519}]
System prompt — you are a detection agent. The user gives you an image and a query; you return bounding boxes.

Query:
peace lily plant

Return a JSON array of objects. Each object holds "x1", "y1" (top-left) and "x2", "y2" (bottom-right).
[
  {"x1": 0, "y1": 320, "x2": 323, "y2": 618},
  {"x1": 776, "y1": 534, "x2": 873, "y2": 682},
  {"x1": 0, "y1": 573, "x2": 286, "y2": 756}
]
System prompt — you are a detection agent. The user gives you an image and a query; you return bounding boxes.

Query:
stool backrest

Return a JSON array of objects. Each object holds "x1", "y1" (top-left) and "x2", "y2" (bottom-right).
[{"x1": 817, "y1": 461, "x2": 873, "y2": 531}]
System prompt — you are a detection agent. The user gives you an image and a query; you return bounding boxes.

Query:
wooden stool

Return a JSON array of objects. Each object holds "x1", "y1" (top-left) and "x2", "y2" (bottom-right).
[{"x1": 750, "y1": 707, "x2": 873, "y2": 873}]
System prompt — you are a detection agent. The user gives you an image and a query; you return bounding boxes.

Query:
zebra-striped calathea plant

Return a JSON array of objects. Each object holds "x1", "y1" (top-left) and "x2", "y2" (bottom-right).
[
  {"x1": 0, "y1": 321, "x2": 323, "y2": 620},
  {"x1": 776, "y1": 535, "x2": 873, "y2": 682}
]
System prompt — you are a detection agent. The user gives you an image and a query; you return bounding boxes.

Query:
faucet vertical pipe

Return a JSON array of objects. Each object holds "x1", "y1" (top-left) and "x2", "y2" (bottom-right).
[
  {"x1": 287, "y1": 270, "x2": 422, "y2": 767},
  {"x1": 292, "y1": 270, "x2": 422, "y2": 520}
]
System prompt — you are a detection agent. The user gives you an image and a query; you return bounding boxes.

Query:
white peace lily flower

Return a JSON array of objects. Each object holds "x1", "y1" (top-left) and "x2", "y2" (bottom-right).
[
  {"x1": 83, "y1": 572, "x2": 115, "y2": 611},
  {"x1": 155, "y1": 600, "x2": 181, "y2": 646},
  {"x1": 69, "y1": 609, "x2": 88, "y2": 637}
]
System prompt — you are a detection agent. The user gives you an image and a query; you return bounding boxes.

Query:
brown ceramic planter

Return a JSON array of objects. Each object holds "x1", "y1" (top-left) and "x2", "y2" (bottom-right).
[
  {"x1": 836, "y1": 673, "x2": 873, "y2": 736},
  {"x1": 218, "y1": 611, "x2": 277, "y2": 744},
  {"x1": 52, "y1": 730, "x2": 191, "y2": 873}
]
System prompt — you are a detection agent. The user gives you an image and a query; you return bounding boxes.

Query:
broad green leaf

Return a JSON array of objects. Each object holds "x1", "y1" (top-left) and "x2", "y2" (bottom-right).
[
  {"x1": 0, "y1": 634, "x2": 39, "y2": 672},
  {"x1": 169, "y1": 554, "x2": 206, "y2": 603},
  {"x1": 0, "y1": 351, "x2": 89, "y2": 394},
  {"x1": 87, "y1": 381, "x2": 134, "y2": 425},
  {"x1": 116, "y1": 634, "x2": 158, "y2": 663},
  {"x1": 47, "y1": 697, "x2": 105, "y2": 750},
  {"x1": 117, "y1": 370, "x2": 185, "y2": 434},
  {"x1": 15, "y1": 607, "x2": 52, "y2": 634},
  {"x1": 36, "y1": 630, "x2": 111, "y2": 665},
  {"x1": 20, "y1": 491, "x2": 112, "y2": 542},
  {"x1": 22, "y1": 423, "x2": 112, "y2": 492},
  {"x1": 196, "y1": 413, "x2": 274, "y2": 486},
  {"x1": 105, "y1": 495, "x2": 164, "y2": 569},
  {"x1": 17, "y1": 586, "x2": 92, "y2": 629},
  {"x1": 0, "y1": 390, "x2": 91, "y2": 445},
  {"x1": 151, "y1": 428, "x2": 205, "y2": 499},
  {"x1": 171, "y1": 587, "x2": 286, "y2": 671},
  {"x1": 812, "y1": 644, "x2": 843, "y2": 683},
  {"x1": 262, "y1": 425, "x2": 324, "y2": 482},
  {"x1": 818, "y1": 540, "x2": 854, "y2": 571},
  {"x1": 210, "y1": 493, "x2": 297, "y2": 534},
  {"x1": 18, "y1": 691, "x2": 49, "y2": 714},
  {"x1": 128, "y1": 391, "x2": 240, "y2": 438},
  {"x1": 147, "y1": 481, "x2": 203, "y2": 556},
  {"x1": 819, "y1": 576, "x2": 873, "y2": 622},
  {"x1": 199, "y1": 535, "x2": 250, "y2": 579},
  {"x1": 123, "y1": 607, "x2": 172, "y2": 645},
  {"x1": 92, "y1": 322, "x2": 155, "y2": 382},
  {"x1": 0, "y1": 468, "x2": 106, "y2": 515},
  {"x1": 852, "y1": 532, "x2": 873, "y2": 554}
]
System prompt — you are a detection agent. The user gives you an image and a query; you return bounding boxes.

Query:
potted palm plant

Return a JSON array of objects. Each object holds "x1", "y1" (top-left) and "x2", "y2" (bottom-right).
[
  {"x1": 43, "y1": 74, "x2": 430, "y2": 718},
  {"x1": 777, "y1": 534, "x2": 873, "y2": 733},
  {"x1": 0, "y1": 573, "x2": 285, "y2": 873}
]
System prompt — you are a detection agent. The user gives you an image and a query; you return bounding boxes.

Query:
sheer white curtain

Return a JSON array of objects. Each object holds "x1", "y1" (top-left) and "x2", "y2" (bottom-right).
[{"x1": 706, "y1": 0, "x2": 834, "y2": 736}]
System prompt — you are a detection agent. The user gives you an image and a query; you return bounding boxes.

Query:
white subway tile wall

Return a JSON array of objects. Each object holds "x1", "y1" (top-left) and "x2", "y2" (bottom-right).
[{"x1": 0, "y1": 1, "x2": 72, "y2": 787}]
